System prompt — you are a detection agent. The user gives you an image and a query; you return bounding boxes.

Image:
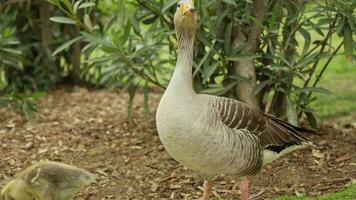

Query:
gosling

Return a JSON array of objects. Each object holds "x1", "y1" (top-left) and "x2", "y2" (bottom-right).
[{"x1": 1, "y1": 161, "x2": 96, "y2": 200}]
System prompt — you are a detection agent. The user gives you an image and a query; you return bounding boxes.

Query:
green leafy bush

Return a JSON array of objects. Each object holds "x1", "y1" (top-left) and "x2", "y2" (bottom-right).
[{"x1": 48, "y1": 0, "x2": 356, "y2": 125}]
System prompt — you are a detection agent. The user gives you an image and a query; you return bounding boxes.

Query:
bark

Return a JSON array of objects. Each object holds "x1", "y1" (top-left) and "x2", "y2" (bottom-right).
[
  {"x1": 233, "y1": 0, "x2": 269, "y2": 108},
  {"x1": 39, "y1": 2, "x2": 53, "y2": 49},
  {"x1": 39, "y1": 1, "x2": 57, "y2": 88},
  {"x1": 234, "y1": 59, "x2": 259, "y2": 107}
]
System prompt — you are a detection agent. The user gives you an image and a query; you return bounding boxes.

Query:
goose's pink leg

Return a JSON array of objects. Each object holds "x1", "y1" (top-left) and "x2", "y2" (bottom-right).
[
  {"x1": 239, "y1": 178, "x2": 249, "y2": 200},
  {"x1": 202, "y1": 180, "x2": 213, "y2": 200}
]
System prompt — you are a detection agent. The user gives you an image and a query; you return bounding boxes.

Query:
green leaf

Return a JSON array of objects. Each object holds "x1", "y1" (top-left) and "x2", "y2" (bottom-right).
[
  {"x1": 298, "y1": 28, "x2": 311, "y2": 56},
  {"x1": 224, "y1": 22, "x2": 233, "y2": 55},
  {"x1": 50, "y1": 16, "x2": 77, "y2": 24},
  {"x1": 22, "y1": 101, "x2": 37, "y2": 119},
  {"x1": 142, "y1": 15, "x2": 157, "y2": 24},
  {"x1": 0, "y1": 98, "x2": 10, "y2": 108},
  {"x1": 131, "y1": 15, "x2": 141, "y2": 36},
  {"x1": 285, "y1": 95, "x2": 298, "y2": 126},
  {"x1": 78, "y1": 2, "x2": 96, "y2": 9},
  {"x1": 222, "y1": 0, "x2": 237, "y2": 6},
  {"x1": 84, "y1": 14, "x2": 93, "y2": 30},
  {"x1": 193, "y1": 41, "x2": 216, "y2": 77},
  {"x1": 46, "y1": 0, "x2": 60, "y2": 5},
  {"x1": 29, "y1": 92, "x2": 47, "y2": 99},
  {"x1": 60, "y1": 0, "x2": 73, "y2": 12},
  {"x1": 343, "y1": 22, "x2": 353, "y2": 62},
  {"x1": 196, "y1": 31, "x2": 213, "y2": 48},
  {"x1": 270, "y1": 1, "x2": 281, "y2": 27},
  {"x1": 226, "y1": 54, "x2": 261, "y2": 61},
  {"x1": 203, "y1": 62, "x2": 219, "y2": 83},
  {"x1": 51, "y1": 36, "x2": 84, "y2": 56},
  {"x1": 296, "y1": 52, "x2": 320, "y2": 68},
  {"x1": 200, "y1": 82, "x2": 236, "y2": 95},
  {"x1": 85, "y1": 56, "x2": 117, "y2": 64},
  {"x1": 230, "y1": 42, "x2": 248, "y2": 56},
  {"x1": 252, "y1": 80, "x2": 269, "y2": 96},
  {"x1": 120, "y1": 19, "x2": 131, "y2": 46},
  {"x1": 133, "y1": 44, "x2": 158, "y2": 57},
  {"x1": 305, "y1": 111, "x2": 317, "y2": 129},
  {"x1": 335, "y1": 18, "x2": 345, "y2": 36},
  {"x1": 162, "y1": 0, "x2": 179, "y2": 13},
  {"x1": 0, "y1": 48, "x2": 22, "y2": 55},
  {"x1": 295, "y1": 87, "x2": 332, "y2": 96},
  {"x1": 81, "y1": 32, "x2": 115, "y2": 48},
  {"x1": 73, "y1": 0, "x2": 82, "y2": 15}
]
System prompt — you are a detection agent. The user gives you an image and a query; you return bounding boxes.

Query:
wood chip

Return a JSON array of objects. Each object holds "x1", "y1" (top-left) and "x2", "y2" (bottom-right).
[{"x1": 335, "y1": 155, "x2": 351, "y2": 163}]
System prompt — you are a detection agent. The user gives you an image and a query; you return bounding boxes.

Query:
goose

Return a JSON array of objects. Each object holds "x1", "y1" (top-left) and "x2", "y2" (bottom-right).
[
  {"x1": 156, "y1": 0, "x2": 313, "y2": 199},
  {"x1": 1, "y1": 161, "x2": 97, "y2": 200}
]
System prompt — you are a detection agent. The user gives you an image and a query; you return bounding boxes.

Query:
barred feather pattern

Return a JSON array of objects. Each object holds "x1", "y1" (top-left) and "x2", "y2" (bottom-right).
[
  {"x1": 219, "y1": 128, "x2": 263, "y2": 176},
  {"x1": 209, "y1": 96, "x2": 309, "y2": 149},
  {"x1": 202, "y1": 103, "x2": 261, "y2": 176}
]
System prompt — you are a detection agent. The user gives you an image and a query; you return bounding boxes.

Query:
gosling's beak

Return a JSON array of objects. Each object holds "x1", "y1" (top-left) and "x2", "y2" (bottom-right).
[{"x1": 181, "y1": 3, "x2": 196, "y2": 16}]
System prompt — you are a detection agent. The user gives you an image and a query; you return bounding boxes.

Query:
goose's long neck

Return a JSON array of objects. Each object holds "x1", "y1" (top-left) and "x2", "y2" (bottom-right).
[{"x1": 166, "y1": 26, "x2": 196, "y2": 95}]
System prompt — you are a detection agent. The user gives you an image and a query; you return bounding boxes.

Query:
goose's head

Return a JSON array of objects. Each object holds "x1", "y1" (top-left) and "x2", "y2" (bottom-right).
[{"x1": 174, "y1": 0, "x2": 197, "y2": 30}]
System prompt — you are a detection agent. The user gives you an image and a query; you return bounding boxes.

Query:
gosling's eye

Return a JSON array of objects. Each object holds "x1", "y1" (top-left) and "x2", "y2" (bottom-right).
[{"x1": 177, "y1": 3, "x2": 181, "y2": 8}]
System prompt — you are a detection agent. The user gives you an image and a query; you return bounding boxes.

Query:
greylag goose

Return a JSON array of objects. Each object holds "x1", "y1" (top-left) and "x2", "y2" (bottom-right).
[
  {"x1": 1, "y1": 161, "x2": 97, "y2": 200},
  {"x1": 156, "y1": 0, "x2": 313, "y2": 199}
]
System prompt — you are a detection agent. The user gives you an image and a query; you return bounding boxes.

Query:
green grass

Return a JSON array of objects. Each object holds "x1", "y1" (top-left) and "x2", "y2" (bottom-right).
[
  {"x1": 294, "y1": 24, "x2": 356, "y2": 120},
  {"x1": 292, "y1": 2, "x2": 356, "y2": 120},
  {"x1": 217, "y1": 184, "x2": 356, "y2": 200},
  {"x1": 311, "y1": 54, "x2": 356, "y2": 119},
  {"x1": 276, "y1": 184, "x2": 356, "y2": 200}
]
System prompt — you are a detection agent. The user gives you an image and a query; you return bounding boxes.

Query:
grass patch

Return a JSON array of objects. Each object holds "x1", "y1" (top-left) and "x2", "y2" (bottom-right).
[
  {"x1": 293, "y1": 7, "x2": 356, "y2": 120},
  {"x1": 275, "y1": 184, "x2": 356, "y2": 200},
  {"x1": 311, "y1": 55, "x2": 356, "y2": 119},
  {"x1": 216, "y1": 185, "x2": 356, "y2": 200}
]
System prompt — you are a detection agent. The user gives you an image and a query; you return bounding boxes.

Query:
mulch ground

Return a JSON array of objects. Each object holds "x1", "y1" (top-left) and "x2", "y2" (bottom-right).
[{"x1": 0, "y1": 88, "x2": 355, "y2": 200}]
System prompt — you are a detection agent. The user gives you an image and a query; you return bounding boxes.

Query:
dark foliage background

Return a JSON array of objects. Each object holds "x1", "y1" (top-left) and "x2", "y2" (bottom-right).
[{"x1": 0, "y1": 0, "x2": 355, "y2": 125}]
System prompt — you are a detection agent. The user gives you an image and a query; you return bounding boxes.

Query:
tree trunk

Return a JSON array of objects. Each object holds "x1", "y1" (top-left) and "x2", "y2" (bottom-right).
[
  {"x1": 234, "y1": 59, "x2": 259, "y2": 107},
  {"x1": 233, "y1": 0, "x2": 269, "y2": 108},
  {"x1": 39, "y1": 2, "x2": 52, "y2": 48},
  {"x1": 39, "y1": 1, "x2": 57, "y2": 86}
]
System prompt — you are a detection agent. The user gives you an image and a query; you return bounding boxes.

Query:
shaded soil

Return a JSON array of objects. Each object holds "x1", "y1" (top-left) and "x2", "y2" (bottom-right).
[{"x1": 0, "y1": 88, "x2": 355, "y2": 200}]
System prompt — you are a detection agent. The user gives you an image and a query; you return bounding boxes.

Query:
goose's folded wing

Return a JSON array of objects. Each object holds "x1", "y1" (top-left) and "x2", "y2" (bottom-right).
[{"x1": 210, "y1": 97, "x2": 312, "y2": 148}]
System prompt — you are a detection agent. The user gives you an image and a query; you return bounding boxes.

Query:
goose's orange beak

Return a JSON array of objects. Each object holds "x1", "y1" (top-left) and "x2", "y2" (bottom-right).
[{"x1": 181, "y1": 3, "x2": 196, "y2": 16}]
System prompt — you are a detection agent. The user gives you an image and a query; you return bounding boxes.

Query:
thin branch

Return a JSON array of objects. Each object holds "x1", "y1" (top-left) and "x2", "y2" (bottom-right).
[
  {"x1": 282, "y1": 0, "x2": 305, "y2": 53},
  {"x1": 135, "y1": 0, "x2": 171, "y2": 27},
  {"x1": 297, "y1": 41, "x2": 343, "y2": 118},
  {"x1": 310, "y1": 41, "x2": 343, "y2": 91},
  {"x1": 301, "y1": 17, "x2": 338, "y2": 89},
  {"x1": 118, "y1": 52, "x2": 166, "y2": 89}
]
